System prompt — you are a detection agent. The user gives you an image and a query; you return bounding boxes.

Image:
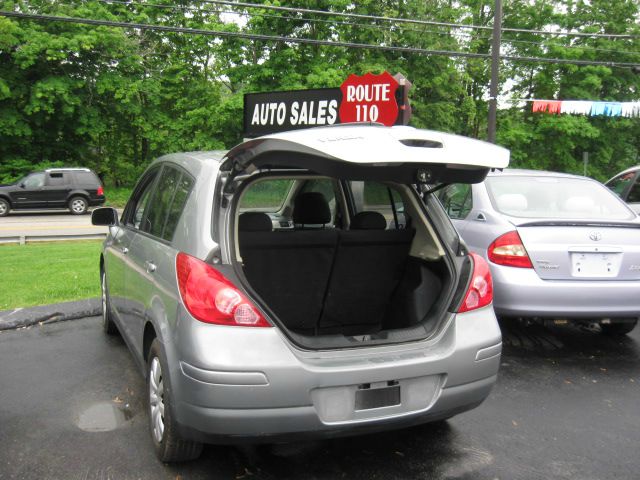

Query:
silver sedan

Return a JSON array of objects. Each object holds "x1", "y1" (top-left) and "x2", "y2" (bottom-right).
[{"x1": 438, "y1": 169, "x2": 640, "y2": 334}]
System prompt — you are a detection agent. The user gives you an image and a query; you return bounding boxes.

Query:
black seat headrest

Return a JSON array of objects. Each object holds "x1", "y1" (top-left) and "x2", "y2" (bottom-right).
[
  {"x1": 293, "y1": 192, "x2": 331, "y2": 225},
  {"x1": 351, "y1": 211, "x2": 387, "y2": 230},
  {"x1": 238, "y1": 212, "x2": 273, "y2": 232}
]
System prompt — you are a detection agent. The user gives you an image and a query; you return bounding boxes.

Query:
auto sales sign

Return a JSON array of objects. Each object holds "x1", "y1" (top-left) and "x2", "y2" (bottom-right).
[{"x1": 244, "y1": 71, "x2": 411, "y2": 137}]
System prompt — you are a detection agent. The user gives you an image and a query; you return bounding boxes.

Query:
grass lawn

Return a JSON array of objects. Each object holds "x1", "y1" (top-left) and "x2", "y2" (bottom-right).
[
  {"x1": 104, "y1": 186, "x2": 132, "y2": 208},
  {"x1": 0, "y1": 241, "x2": 103, "y2": 310}
]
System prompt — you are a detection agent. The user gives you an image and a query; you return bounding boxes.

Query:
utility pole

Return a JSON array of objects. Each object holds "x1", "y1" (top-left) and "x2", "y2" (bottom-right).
[{"x1": 487, "y1": 0, "x2": 502, "y2": 144}]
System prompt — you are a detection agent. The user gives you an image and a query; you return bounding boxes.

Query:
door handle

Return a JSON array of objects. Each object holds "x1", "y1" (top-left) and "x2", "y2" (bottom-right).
[
  {"x1": 474, "y1": 212, "x2": 487, "y2": 222},
  {"x1": 145, "y1": 261, "x2": 157, "y2": 273}
]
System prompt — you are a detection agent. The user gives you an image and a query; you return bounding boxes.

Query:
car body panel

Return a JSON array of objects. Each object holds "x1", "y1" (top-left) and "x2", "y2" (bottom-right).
[
  {"x1": 445, "y1": 169, "x2": 640, "y2": 319},
  {"x1": 98, "y1": 126, "x2": 502, "y2": 444}
]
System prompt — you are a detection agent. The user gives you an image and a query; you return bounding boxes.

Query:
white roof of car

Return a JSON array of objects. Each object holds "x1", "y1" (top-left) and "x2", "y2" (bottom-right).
[{"x1": 226, "y1": 124, "x2": 510, "y2": 169}]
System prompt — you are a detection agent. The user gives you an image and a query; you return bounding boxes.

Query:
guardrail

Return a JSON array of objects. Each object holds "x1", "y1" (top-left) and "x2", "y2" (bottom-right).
[{"x1": 0, "y1": 233, "x2": 107, "y2": 244}]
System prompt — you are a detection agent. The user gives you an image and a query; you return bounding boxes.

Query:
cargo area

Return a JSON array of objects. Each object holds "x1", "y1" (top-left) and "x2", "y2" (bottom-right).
[{"x1": 233, "y1": 175, "x2": 456, "y2": 345}]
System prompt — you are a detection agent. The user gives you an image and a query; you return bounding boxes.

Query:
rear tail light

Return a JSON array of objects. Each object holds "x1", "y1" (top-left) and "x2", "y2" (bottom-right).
[
  {"x1": 97, "y1": 186, "x2": 104, "y2": 196},
  {"x1": 176, "y1": 252, "x2": 270, "y2": 327},
  {"x1": 487, "y1": 230, "x2": 532, "y2": 268},
  {"x1": 458, "y1": 253, "x2": 493, "y2": 313}
]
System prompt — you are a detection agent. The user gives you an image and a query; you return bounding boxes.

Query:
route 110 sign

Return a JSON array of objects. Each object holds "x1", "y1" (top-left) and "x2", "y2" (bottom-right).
[{"x1": 339, "y1": 72, "x2": 399, "y2": 126}]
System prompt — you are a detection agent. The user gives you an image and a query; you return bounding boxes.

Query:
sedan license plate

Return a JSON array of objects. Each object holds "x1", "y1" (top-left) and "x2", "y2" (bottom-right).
[
  {"x1": 571, "y1": 252, "x2": 622, "y2": 278},
  {"x1": 355, "y1": 383, "x2": 401, "y2": 411}
]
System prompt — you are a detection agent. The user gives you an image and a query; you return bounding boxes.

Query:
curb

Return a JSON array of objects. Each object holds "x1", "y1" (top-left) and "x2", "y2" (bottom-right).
[{"x1": 0, "y1": 298, "x2": 101, "y2": 331}]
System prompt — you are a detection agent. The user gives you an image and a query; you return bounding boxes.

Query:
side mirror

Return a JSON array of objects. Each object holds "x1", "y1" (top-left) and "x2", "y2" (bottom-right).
[
  {"x1": 19, "y1": 183, "x2": 25, "y2": 189},
  {"x1": 92, "y1": 207, "x2": 119, "y2": 226}
]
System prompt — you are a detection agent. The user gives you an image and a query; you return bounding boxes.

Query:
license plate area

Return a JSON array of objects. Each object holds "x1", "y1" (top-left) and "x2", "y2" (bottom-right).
[
  {"x1": 571, "y1": 251, "x2": 622, "y2": 277},
  {"x1": 355, "y1": 381, "x2": 401, "y2": 411}
]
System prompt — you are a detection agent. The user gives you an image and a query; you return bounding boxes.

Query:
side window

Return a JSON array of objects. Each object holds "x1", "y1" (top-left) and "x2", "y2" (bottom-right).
[
  {"x1": 350, "y1": 181, "x2": 407, "y2": 230},
  {"x1": 161, "y1": 173, "x2": 194, "y2": 241},
  {"x1": 23, "y1": 173, "x2": 45, "y2": 189},
  {"x1": 607, "y1": 172, "x2": 635, "y2": 198},
  {"x1": 627, "y1": 180, "x2": 640, "y2": 204},
  {"x1": 239, "y1": 179, "x2": 294, "y2": 211},
  {"x1": 125, "y1": 169, "x2": 160, "y2": 230},
  {"x1": 144, "y1": 167, "x2": 181, "y2": 238},
  {"x1": 46, "y1": 173, "x2": 66, "y2": 186},
  {"x1": 438, "y1": 184, "x2": 472, "y2": 220}
]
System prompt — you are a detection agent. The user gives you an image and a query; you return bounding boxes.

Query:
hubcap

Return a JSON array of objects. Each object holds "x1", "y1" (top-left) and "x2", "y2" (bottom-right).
[
  {"x1": 0, "y1": 202, "x2": 7, "y2": 215},
  {"x1": 72, "y1": 199, "x2": 85, "y2": 213},
  {"x1": 149, "y1": 357, "x2": 165, "y2": 443}
]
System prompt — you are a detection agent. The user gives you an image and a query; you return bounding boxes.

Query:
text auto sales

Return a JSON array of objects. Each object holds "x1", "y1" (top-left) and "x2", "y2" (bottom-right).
[
  {"x1": 250, "y1": 84, "x2": 393, "y2": 127},
  {"x1": 251, "y1": 99, "x2": 339, "y2": 127}
]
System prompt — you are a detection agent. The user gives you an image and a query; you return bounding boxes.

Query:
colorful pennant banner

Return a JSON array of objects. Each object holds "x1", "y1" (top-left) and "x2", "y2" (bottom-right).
[{"x1": 532, "y1": 100, "x2": 640, "y2": 117}]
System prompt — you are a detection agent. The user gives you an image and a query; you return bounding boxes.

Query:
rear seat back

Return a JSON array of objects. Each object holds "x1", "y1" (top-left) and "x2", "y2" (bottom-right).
[
  {"x1": 238, "y1": 196, "x2": 338, "y2": 334},
  {"x1": 319, "y1": 211, "x2": 415, "y2": 334}
]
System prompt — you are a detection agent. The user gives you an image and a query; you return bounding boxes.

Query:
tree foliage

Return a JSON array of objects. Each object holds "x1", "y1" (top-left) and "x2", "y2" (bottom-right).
[{"x1": 0, "y1": 0, "x2": 638, "y2": 185}]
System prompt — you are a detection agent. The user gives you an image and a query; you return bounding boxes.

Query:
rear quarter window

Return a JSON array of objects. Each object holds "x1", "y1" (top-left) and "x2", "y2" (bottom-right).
[{"x1": 73, "y1": 171, "x2": 100, "y2": 185}]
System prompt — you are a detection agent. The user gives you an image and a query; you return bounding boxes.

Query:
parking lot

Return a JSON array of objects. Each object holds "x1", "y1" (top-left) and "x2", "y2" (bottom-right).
[{"x1": 1, "y1": 316, "x2": 638, "y2": 480}]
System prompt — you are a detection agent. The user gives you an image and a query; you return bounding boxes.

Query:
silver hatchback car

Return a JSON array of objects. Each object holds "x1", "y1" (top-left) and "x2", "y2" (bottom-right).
[{"x1": 92, "y1": 125, "x2": 508, "y2": 462}]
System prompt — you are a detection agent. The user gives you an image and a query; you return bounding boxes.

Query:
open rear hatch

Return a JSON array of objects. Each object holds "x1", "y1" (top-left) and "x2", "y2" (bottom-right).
[{"x1": 219, "y1": 125, "x2": 509, "y2": 349}]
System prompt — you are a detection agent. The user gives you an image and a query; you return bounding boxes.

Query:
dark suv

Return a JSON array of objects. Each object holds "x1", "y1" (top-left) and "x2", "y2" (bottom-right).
[{"x1": 0, "y1": 168, "x2": 105, "y2": 216}]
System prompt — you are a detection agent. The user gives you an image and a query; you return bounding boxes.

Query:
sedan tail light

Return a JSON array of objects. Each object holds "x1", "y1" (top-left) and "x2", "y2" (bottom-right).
[
  {"x1": 176, "y1": 252, "x2": 271, "y2": 327},
  {"x1": 458, "y1": 253, "x2": 493, "y2": 313},
  {"x1": 488, "y1": 230, "x2": 533, "y2": 268},
  {"x1": 97, "y1": 186, "x2": 104, "y2": 196}
]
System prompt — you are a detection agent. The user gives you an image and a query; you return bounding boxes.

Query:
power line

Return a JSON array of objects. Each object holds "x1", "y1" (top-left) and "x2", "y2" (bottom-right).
[
  {"x1": 0, "y1": 10, "x2": 491, "y2": 60},
  {"x1": 2, "y1": 10, "x2": 639, "y2": 69},
  {"x1": 201, "y1": 0, "x2": 640, "y2": 39},
  {"x1": 89, "y1": 0, "x2": 492, "y2": 42},
  {"x1": 69, "y1": 0, "x2": 640, "y2": 59}
]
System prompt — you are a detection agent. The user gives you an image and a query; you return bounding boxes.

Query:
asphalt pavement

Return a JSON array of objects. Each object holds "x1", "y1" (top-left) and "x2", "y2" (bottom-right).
[
  {"x1": 1, "y1": 317, "x2": 639, "y2": 479},
  {"x1": 0, "y1": 211, "x2": 111, "y2": 243}
]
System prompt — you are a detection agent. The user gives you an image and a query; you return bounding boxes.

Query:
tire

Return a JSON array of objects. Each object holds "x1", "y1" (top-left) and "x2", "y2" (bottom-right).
[
  {"x1": 101, "y1": 271, "x2": 118, "y2": 335},
  {"x1": 0, "y1": 198, "x2": 9, "y2": 217},
  {"x1": 147, "y1": 339, "x2": 203, "y2": 462},
  {"x1": 68, "y1": 196, "x2": 88, "y2": 215},
  {"x1": 600, "y1": 319, "x2": 638, "y2": 336}
]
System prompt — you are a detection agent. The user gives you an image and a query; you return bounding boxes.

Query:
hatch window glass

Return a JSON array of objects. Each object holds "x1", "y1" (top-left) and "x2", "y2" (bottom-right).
[
  {"x1": 486, "y1": 176, "x2": 635, "y2": 220},
  {"x1": 438, "y1": 184, "x2": 472, "y2": 220},
  {"x1": 350, "y1": 181, "x2": 407, "y2": 229},
  {"x1": 239, "y1": 179, "x2": 293, "y2": 211}
]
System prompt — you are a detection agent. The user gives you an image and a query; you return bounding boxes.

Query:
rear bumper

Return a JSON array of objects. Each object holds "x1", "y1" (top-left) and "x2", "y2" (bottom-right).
[
  {"x1": 168, "y1": 306, "x2": 502, "y2": 443},
  {"x1": 89, "y1": 195, "x2": 105, "y2": 207},
  {"x1": 176, "y1": 374, "x2": 497, "y2": 444},
  {"x1": 492, "y1": 264, "x2": 640, "y2": 318}
]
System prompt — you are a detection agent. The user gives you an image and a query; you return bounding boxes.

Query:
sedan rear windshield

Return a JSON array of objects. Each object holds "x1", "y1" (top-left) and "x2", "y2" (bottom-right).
[{"x1": 485, "y1": 176, "x2": 635, "y2": 220}]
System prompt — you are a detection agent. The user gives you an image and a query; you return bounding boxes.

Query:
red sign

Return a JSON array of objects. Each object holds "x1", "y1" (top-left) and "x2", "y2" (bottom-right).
[{"x1": 339, "y1": 72, "x2": 399, "y2": 126}]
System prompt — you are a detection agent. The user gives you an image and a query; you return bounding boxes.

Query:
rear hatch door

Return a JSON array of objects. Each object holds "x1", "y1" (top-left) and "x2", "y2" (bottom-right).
[{"x1": 222, "y1": 124, "x2": 509, "y2": 184}]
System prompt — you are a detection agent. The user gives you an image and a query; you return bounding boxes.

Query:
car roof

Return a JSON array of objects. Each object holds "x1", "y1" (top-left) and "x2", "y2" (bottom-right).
[
  {"x1": 44, "y1": 168, "x2": 93, "y2": 173},
  {"x1": 606, "y1": 165, "x2": 640, "y2": 181},
  {"x1": 487, "y1": 168, "x2": 589, "y2": 181}
]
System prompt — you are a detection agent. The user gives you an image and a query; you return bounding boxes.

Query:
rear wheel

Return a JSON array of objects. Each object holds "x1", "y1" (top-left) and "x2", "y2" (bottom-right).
[
  {"x1": 101, "y1": 271, "x2": 118, "y2": 335},
  {"x1": 0, "y1": 198, "x2": 9, "y2": 217},
  {"x1": 69, "y1": 196, "x2": 88, "y2": 214},
  {"x1": 147, "y1": 339, "x2": 203, "y2": 462},
  {"x1": 600, "y1": 320, "x2": 638, "y2": 335}
]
